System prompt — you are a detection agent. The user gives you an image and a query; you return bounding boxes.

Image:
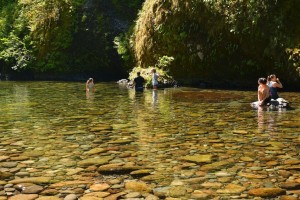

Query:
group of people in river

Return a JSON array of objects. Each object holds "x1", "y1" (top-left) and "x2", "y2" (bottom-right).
[
  {"x1": 86, "y1": 72, "x2": 284, "y2": 108},
  {"x1": 132, "y1": 68, "x2": 159, "y2": 91},
  {"x1": 85, "y1": 68, "x2": 159, "y2": 93},
  {"x1": 257, "y1": 74, "x2": 283, "y2": 106}
]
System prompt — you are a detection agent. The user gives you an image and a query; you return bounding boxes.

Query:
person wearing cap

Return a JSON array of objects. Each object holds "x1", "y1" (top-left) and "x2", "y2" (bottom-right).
[
  {"x1": 133, "y1": 72, "x2": 145, "y2": 92},
  {"x1": 86, "y1": 78, "x2": 95, "y2": 92}
]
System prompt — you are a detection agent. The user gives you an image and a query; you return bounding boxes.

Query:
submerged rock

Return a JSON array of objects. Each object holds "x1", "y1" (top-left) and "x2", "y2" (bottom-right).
[{"x1": 248, "y1": 188, "x2": 286, "y2": 198}]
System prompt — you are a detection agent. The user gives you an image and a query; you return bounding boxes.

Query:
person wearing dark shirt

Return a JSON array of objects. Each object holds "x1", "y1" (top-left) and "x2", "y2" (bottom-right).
[{"x1": 133, "y1": 72, "x2": 145, "y2": 92}]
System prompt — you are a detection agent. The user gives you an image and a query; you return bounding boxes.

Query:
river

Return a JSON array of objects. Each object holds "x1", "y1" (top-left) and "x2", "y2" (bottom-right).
[{"x1": 0, "y1": 81, "x2": 299, "y2": 199}]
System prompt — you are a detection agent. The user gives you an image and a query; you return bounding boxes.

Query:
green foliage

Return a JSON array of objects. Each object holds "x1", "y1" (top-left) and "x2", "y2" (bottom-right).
[
  {"x1": 132, "y1": 0, "x2": 300, "y2": 81},
  {"x1": 286, "y1": 47, "x2": 300, "y2": 76},
  {"x1": 0, "y1": 32, "x2": 32, "y2": 70},
  {"x1": 0, "y1": 0, "x2": 141, "y2": 78},
  {"x1": 128, "y1": 55, "x2": 175, "y2": 87},
  {"x1": 155, "y1": 56, "x2": 174, "y2": 70}
]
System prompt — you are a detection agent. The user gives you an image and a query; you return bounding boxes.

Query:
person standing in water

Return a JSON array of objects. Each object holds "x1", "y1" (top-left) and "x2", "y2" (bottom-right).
[
  {"x1": 151, "y1": 68, "x2": 159, "y2": 89},
  {"x1": 267, "y1": 74, "x2": 283, "y2": 100},
  {"x1": 133, "y1": 72, "x2": 145, "y2": 92},
  {"x1": 86, "y1": 78, "x2": 95, "y2": 92},
  {"x1": 258, "y1": 77, "x2": 271, "y2": 106}
]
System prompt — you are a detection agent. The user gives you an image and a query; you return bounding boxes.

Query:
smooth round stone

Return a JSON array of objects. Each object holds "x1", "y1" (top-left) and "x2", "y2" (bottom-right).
[
  {"x1": 4, "y1": 184, "x2": 13, "y2": 188},
  {"x1": 249, "y1": 167, "x2": 262, "y2": 171},
  {"x1": 15, "y1": 172, "x2": 30, "y2": 177},
  {"x1": 215, "y1": 172, "x2": 232, "y2": 177},
  {"x1": 64, "y1": 194, "x2": 78, "y2": 200},
  {"x1": 1, "y1": 162, "x2": 18, "y2": 168},
  {"x1": 89, "y1": 183, "x2": 110, "y2": 191},
  {"x1": 4, "y1": 187, "x2": 15, "y2": 192},
  {"x1": 248, "y1": 188, "x2": 286, "y2": 198},
  {"x1": 0, "y1": 156, "x2": 9, "y2": 161},
  {"x1": 8, "y1": 194, "x2": 38, "y2": 200},
  {"x1": 36, "y1": 196, "x2": 62, "y2": 200},
  {"x1": 22, "y1": 184, "x2": 44, "y2": 194},
  {"x1": 170, "y1": 180, "x2": 184, "y2": 186},
  {"x1": 0, "y1": 171, "x2": 13, "y2": 179},
  {"x1": 125, "y1": 192, "x2": 141, "y2": 198}
]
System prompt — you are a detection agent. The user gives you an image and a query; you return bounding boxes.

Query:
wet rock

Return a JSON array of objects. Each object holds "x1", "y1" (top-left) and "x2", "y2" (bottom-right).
[
  {"x1": 180, "y1": 154, "x2": 213, "y2": 163},
  {"x1": 40, "y1": 189, "x2": 59, "y2": 195},
  {"x1": 248, "y1": 188, "x2": 286, "y2": 198},
  {"x1": 170, "y1": 180, "x2": 184, "y2": 186},
  {"x1": 232, "y1": 130, "x2": 249, "y2": 134},
  {"x1": 81, "y1": 191, "x2": 111, "y2": 199},
  {"x1": 125, "y1": 191, "x2": 141, "y2": 198},
  {"x1": 8, "y1": 194, "x2": 38, "y2": 200},
  {"x1": 49, "y1": 181, "x2": 90, "y2": 189},
  {"x1": 153, "y1": 187, "x2": 171, "y2": 197},
  {"x1": 78, "y1": 156, "x2": 114, "y2": 166},
  {"x1": 15, "y1": 172, "x2": 30, "y2": 177},
  {"x1": 284, "y1": 166, "x2": 300, "y2": 170},
  {"x1": 9, "y1": 177, "x2": 52, "y2": 184},
  {"x1": 240, "y1": 156, "x2": 254, "y2": 162},
  {"x1": 201, "y1": 182, "x2": 222, "y2": 188},
  {"x1": 284, "y1": 159, "x2": 300, "y2": 165},
  {"x1": 10, "y1": 156, "x2": 29, "y2": 161},
  {"x1": 125, "y1": 181, "x2": 151, "y2": 192},
  {"x1": 22, "y1": 185, "x2": 43, "y2": 194},
  {"x1": 145, "y1": 194, "x2": 159, "y2": 200},
  {"x1": 0, "y1": 171, "x2": 13, "y2": 179},
  {"x1": 280, "y1": 195, "x2": 299, "y2": 200},
  {"x1": 216, "y1": 183, "x2": 246, "y2": 194},
  {"x1": 89, "y1": 183, "x2": 110, "y2": 191},
  {"x1": 130, "y1": 169, "x2": 152, "y2": 176},
  {"x1": 84, "y1": 148, "x2": 106, "y2": 155},
  {"x1": 0, "y1": 180, "x2": 7, "y2": 185},
  {"x1": 169, "y1": 186, "x2": 187, "y2": 198},
  {"x1": 36, "y1": 196, "x2": 61, "y2": 200},
  {"x1": 1, "y1": 162, "x2": 17, "y2": 168},
  {"x1": 278, "y1": 170, "x2": 292, "y2": 178},
  {"x1": 22, "y1": 151, "x2": 44, "y2": 157},
  {"x1": 140, "y1": 174, "x2": 164, "y2": 182},
  {"x1": 107, "y1": 140, "x2": 133, "y2": 145},
  {"x1": 200, "y1": 159, "x2": 235, "y2": 171},
  {"x1": 191, "y1": 190, "x2": 214, "y2": 199},
  {"x1": 280, "y1": 182, "x2": 300, "y2": 190},
  {"x1": 98, "y1": 164, "x2": 141, "y2": 174},
  {"x1": 0, "y1": 156, "x2": 9, "y2": 161},
  {"x1": 65, "y1": 168, "x2": 84, "y2": 176},
  {"x1": 64, "y1": 194, "x2": 78, "y2": 200},
  {"x1": 238, "y1": 172, "x2": 267, "y2": 179},
  {"x1": 185, "y1": 130, "x2": 208, "y2": 135},
  {"x1": 102, "y1": 192, "x2": 126, "y2": 200},
  {"x1": 90, "y1": 125, "x2": 113, "y2": 132},
  {"x1": 183, "y1": 177, "x2": 206, "y2": 184}
]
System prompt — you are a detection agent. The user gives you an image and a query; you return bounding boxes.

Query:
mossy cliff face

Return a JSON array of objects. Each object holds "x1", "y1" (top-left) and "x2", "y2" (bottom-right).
[
  {"x1": 133, "y1": 0, "x2": 300, "y2": 83},
  {"x1": 0, "y1": 0, "x2": 143, "y2": 80}
]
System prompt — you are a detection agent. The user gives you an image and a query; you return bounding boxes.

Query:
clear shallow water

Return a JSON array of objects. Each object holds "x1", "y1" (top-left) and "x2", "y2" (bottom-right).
[{"x1": 0, "y1": 81, "x2": 300, "y2": 198}]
